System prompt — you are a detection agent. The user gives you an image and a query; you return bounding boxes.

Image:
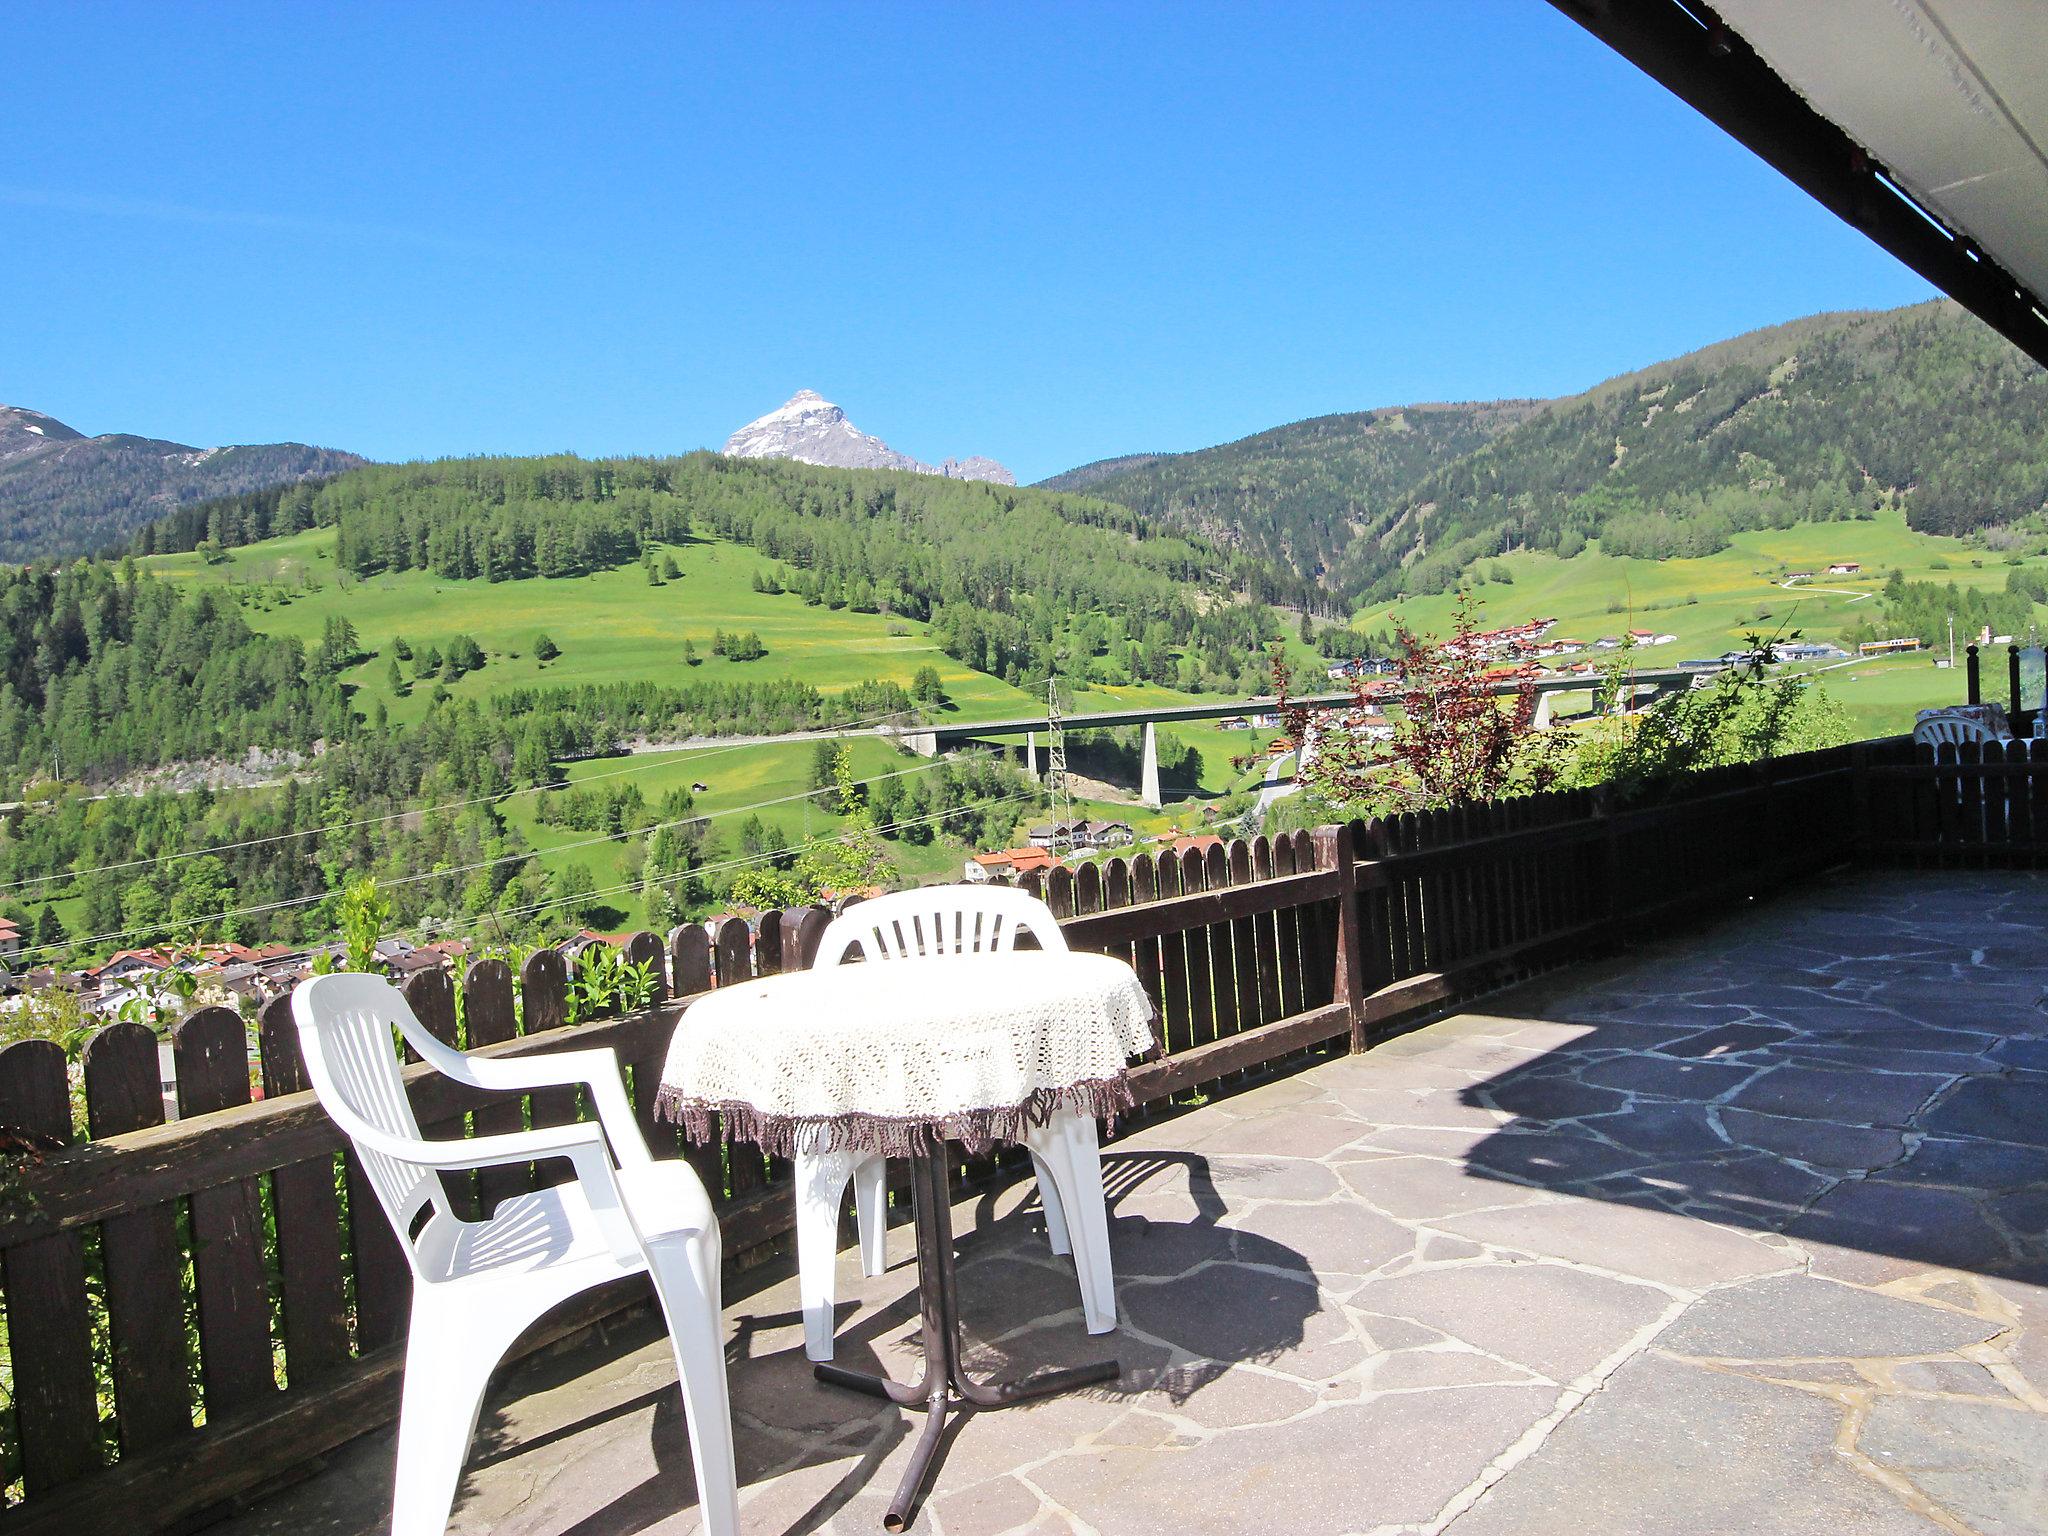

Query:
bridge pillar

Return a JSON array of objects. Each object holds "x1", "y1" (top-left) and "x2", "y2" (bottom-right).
[
  {"x1": 1027, "y1": 730, "x2": 1038, "y2": 780},
  {"x1": 1141, "y1": 722, "x2": 1162, "y2": 809},
  {"x1": 904, "y1": 731, "x2": 939, "y2": 758},
  {"x1": 1533, "y1": 691, "x2": 1554, "y2": 730}
]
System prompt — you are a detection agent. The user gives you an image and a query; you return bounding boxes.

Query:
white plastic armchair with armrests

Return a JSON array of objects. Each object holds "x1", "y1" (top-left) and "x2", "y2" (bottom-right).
[
  {"x1": 292, "y1": 973, "x2": 738, "y2": 1536},
  {"x1": 792, "y1": 885, "x2": 1118, "y2": 1362}
]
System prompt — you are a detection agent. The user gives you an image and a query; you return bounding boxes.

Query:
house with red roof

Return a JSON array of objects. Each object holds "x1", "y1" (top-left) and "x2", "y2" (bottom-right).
[{"x1": 964, "y1": 847, "x2": 1057, "y2": 883}]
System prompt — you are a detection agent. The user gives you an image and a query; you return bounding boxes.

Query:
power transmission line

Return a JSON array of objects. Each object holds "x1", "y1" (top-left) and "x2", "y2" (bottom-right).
[
  {"x1": 51, "y1": 791, "x2": 1033, "y2": 975},
  {"x1": 7, "y1": 756, "x2": 995, "y2": 964},
  {"x1": 0, "y1": 702, "x2": 923, "y2": 898}
]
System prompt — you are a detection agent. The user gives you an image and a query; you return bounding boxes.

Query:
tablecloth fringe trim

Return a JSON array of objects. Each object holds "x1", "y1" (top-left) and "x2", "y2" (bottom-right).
[{"x1": 653, "y1": 1076, "x2": 1136, "y2": 1159}]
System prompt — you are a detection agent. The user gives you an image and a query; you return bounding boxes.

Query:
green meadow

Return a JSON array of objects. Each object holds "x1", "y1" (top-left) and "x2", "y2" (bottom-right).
[
  {"x1": 1353, "y1": 511, "x2": 2042, "y2": 737},
  {"x1": 145, "y1": 528, "x2": 1040, "y2": 727},
  {"x1": 144, "y1": 529, "x2": 1326, "y2": 817}
]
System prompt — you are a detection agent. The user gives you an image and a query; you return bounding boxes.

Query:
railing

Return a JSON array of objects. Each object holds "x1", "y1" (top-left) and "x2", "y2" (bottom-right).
[
  {"x1": 1860, "y1": 734, "x2": 2048, "y2": 863},
  {"x1": 0, "y1": 731, "x2": 2032, "y2": 1534}
]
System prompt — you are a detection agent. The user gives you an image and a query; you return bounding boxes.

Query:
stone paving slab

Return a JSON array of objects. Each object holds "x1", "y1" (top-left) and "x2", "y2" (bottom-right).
[{"x1": 216, "y1": 871, "x2": 2048, "y2": 1536}]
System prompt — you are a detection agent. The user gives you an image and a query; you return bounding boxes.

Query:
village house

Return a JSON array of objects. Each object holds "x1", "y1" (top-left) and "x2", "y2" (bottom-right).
[
  {"x1": 1827, "y1": 560, "x2": 1862, "y2": 574},
  {"x1": 1324, "y1": 657, "x2": 1394, "y2": 681},
  {"x1": 88, "y1": 948, "x2": 175, "y2": 997},
  {"x1": 963, "y1": 846, "x2": 1057, "y2": 883},
  {"x1": 1022, "y1": 820, "x2": 1134, "y2": 856},
  {"x1": 1085, "y1": 820, "x2": 1135, "y2": 848},
  {"x1": 1026, "y1": 819, "x2": 1091, "y2": 851}
]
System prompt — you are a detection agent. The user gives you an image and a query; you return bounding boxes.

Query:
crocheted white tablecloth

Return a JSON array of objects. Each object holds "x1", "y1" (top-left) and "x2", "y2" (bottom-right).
[{"x1": 656, "y1": 950, "x2": 1157, "y2": 1157}]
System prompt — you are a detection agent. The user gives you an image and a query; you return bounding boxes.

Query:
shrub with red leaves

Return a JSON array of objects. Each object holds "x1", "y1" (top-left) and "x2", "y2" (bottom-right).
[{"x1": 1276, "y1": 592, "x2": 1567, "y2": 815}]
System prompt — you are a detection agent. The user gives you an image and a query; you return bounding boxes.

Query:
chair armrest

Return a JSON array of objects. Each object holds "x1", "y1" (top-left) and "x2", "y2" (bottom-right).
[
  {"x1": 351, "y1": 1116, "x2": 610, "y2": 1172},
  {"x1": 351, "y1": 1118, "x2": 649, "y2": 1266},
  {"x1": 440, "y1": 1046, "x2": 654, "y2": 1168}
]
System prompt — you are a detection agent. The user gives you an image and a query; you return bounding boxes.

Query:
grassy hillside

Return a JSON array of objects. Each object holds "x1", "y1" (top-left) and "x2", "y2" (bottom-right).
[
  {"x1": 146, "y1": 526, "x2": 1039, "y2": 727},
  {"x1": 1353, "y1": 509, "x2": 2037, "y2": 737}
]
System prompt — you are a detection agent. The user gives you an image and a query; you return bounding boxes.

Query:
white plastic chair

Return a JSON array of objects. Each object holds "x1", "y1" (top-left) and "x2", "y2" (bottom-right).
[
  {"x1": 292, "y1": 974, "x2": 738, "y2": 1536},
  {"x1": 792, "y1": 886, "x2": 1117, "y2": 1362},
  {"x1": 1914, "y1": 713, "x2": 2000, "y2": 748}
]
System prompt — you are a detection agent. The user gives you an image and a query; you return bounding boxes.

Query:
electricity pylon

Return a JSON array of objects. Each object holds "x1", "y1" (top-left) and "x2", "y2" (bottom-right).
[{"x1": 1045, "y1": 673, "x2": 1073, "y2": 858}]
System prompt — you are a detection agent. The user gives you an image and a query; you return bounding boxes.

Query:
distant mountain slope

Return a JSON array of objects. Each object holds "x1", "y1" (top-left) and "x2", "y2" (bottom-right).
[
  {"x1": 0, "y1": 404, "x2": 365, "y2": 561},
  {"x1": 724, "y1": 390, "x2": 1015, "y2": 484},
  {"x1": 1039, "y1": 402, "x2": 1539, "y2": 597},
  {"x1": 1035, "y1": 453, "x2": 1175, "y2": 493},
  {"x1": 1333, "y1": 300, "x2": 2048, "y2": 600},
  {"x1": 1048, "y1": 301, "x2": 2047, "y2": 605}
]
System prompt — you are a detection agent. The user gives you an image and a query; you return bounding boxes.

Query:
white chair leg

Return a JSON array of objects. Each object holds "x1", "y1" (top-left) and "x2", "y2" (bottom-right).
[
  {"x1": 1029, "y1": 1148, "x2": 1072, "y2": 1256},
  {"x1": 851, "y1": 1153, "x2": 889, "y2": 1278},
  {"x1": 1028, "y1": 1110, "x2": 1117, "y2": 1335},
  {"x1": 390, "y1": 1296, "x2": 510, "y2": 1536},
  {"x1": 794, "y1": 1146, "x2": 864, "y2": 1362},
  {"x1": 646, "y1": 1228, "x2": 740, "y2": 1536}
]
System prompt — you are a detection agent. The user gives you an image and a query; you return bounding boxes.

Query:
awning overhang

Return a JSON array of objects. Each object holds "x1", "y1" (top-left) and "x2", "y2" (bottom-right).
[{"x1": 1549, "y1": 0, "x2": 2048, "y2": 368}]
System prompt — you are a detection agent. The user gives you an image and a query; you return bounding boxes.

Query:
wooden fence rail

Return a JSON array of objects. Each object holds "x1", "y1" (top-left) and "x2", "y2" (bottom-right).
[{"x1": 0, "y1": 731, "x2": 2038, "y2": 1533}]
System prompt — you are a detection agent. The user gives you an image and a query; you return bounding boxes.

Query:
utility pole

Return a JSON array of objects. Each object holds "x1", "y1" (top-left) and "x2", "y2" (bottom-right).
[
  {"x1": 1045, "y1": 673, "x2": 1072, "y2": 859},
  {"x1": 1948, "y1": 613, "x2": 1956, "y2": 670}
]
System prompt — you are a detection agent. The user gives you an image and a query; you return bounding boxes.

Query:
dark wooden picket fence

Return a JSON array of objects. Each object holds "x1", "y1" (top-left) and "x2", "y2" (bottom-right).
[
  {"x1": 1859, "y1": 734, "x2": 2048, "y2": 863},
  {"x1": 0, "y1": 731, "x2": 2035, "y2": 1534}
]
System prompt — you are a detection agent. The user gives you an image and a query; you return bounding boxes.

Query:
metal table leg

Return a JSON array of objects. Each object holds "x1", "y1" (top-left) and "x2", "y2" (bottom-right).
[{"x1": 813, "y1": 1149, "x2": 1120, "y2": 1531}]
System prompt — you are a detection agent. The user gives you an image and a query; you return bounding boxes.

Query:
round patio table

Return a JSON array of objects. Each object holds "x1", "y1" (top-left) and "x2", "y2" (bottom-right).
[{"x1": 656, "y1": 949, "x2": 1156, "y2": 1532}]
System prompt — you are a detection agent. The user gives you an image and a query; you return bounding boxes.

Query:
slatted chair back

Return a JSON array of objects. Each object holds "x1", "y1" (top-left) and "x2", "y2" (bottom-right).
[
  {"x1": 1914, "y1": 714, "x2": 1999, "y2": 748},
  {"x1": 293, "y1": 973, "x2": 453, "y2": 1273},
  {"x1": 815, "y1": 885, "x2": 1068, "y2": 967}
]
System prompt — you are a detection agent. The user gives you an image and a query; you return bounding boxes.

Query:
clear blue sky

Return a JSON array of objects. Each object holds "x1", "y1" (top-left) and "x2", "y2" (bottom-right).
[{"x1": 4, "y1": 2, "x2": 1937, "y2": 483}]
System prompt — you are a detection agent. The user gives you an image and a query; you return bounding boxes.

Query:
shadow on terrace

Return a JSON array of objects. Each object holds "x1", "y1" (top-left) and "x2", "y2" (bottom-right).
[
  {"x1": 225, "y1": 1149, "x2": 1321, "y2": 1536},
  {"x1": 1455, "y1": 874, "x2": 2048, "y2": 1282}
]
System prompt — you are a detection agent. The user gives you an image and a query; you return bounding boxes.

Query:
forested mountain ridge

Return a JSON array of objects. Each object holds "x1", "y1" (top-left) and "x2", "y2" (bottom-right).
[
  {"x1": 1333, "y1": 301, "x2": 2048, "y2": 600},
  {"x1": 1036, "y1": 452, "x2": 1175, "y2": 493},
  {"x1": 0, "y1": 403, "x2": 365, "y2": 562},
  {"x1": 1048, "y1": 301, "x2": 2048, "y2": 604},
  {"x1": 1038, "y1": 402, "x2": 1540, "y2": 607}
]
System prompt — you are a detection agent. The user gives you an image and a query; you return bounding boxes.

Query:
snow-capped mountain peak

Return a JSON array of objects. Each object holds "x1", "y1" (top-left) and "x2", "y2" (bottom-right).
[{"x1": 722, "y1": 392, "x2": 1014, "y2": 484}]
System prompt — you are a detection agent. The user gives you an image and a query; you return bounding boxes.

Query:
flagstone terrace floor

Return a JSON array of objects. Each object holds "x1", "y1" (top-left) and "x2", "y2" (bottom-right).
[{"x1": 218, "y1": 870, "x2": 2048, "y2": 1536}]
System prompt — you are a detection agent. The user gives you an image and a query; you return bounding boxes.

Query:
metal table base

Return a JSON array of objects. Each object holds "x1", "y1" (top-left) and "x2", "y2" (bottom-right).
[{"x1": 813, "y1": 1149, "x2": 1120, "y2": 1531}]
